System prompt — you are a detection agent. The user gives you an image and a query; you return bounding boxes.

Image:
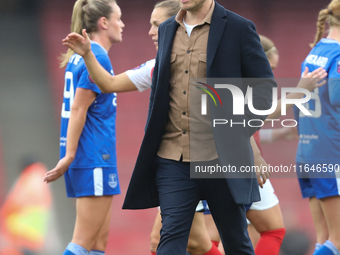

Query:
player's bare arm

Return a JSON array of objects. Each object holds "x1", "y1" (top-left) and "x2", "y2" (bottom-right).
[{"x1": 63, "y1": 29, "x2": 136, "y2": 93}]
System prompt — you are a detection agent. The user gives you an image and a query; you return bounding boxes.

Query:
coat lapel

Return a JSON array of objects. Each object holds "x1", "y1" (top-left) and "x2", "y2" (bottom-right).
[
  {"x1": 207, "y1": 2, "x2": 228, "y2": 69},
  {"x1": 159, "y1": 19, "x2": 178, "y2": 73}
]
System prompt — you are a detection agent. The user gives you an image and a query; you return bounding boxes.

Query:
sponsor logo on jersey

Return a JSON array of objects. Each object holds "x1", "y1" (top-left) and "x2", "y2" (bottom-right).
[
  {"x1": 88, "y1": 75, "x2": 94, "y2": 83},
  {"x1": 337, "y1": 60, "x2": 340, "y2": 73},
  {"x1": 305, "y1": 54, "x2": 328, "y2": 67},
  {"x1": 102, "y1": 154, "x2": 110, "y2": 160},
  {"x1": 108, "y1": 173, "x2": 118, "y2": 189}
]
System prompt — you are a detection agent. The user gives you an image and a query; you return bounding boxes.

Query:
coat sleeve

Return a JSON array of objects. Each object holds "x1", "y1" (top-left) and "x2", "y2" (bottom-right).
[{"x1": 240, "y1": 20, "x2": 277, "y2": 135}]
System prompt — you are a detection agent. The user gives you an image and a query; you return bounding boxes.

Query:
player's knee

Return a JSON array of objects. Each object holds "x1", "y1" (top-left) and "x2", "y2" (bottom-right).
[{"x1": 187, "y1": 237, "x2": 206, "y2": 255}]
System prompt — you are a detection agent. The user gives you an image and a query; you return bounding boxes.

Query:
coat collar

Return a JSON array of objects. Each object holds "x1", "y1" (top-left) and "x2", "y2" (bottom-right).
[{"x1": 207, "y1": 2, "x2": 228, "y2": 68}]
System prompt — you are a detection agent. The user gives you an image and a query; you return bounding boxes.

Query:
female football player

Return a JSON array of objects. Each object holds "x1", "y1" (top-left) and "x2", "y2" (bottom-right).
[{"x1": 44, "y1": 1, "x2": 124, "y2": 254}]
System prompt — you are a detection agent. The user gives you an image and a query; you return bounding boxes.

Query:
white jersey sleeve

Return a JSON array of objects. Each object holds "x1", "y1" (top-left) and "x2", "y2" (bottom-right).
[{"x1": 125, "y1": 59, "x2": 155, "y2": 92}]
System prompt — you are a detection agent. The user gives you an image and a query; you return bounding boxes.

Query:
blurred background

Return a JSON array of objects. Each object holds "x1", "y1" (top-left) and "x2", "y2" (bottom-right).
[{"x1": 0, "y1": 0, "x2": 330, "y2": 254}]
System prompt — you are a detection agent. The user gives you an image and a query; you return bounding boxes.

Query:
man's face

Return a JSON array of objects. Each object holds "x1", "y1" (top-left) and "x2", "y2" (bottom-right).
[
  {"x1": 148, "y1": 7, "x2": 169, "y2": 51},
  {"x1": 178, "y1": 0, "x2": 207, "y2": 12}
]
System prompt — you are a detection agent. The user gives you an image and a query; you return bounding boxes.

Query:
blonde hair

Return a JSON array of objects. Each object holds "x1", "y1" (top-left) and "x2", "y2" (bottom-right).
[
  {"x1": 154, "y1": 0, "x2": 181, "y2": 19},
  {"x1": 259, "y1": 35, "x2": 278, "y2": 59},
  {"x1": 310, "y1": 0, "x2": 340, "y2": 48},
  {"x1": 60, "y1": 0, "x2": 116, "y2": 67}
]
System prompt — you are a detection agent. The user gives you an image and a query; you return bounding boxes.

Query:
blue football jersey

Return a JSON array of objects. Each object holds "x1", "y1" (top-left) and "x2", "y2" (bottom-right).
[
  {"x1": 295, "y1": 38, "x2": 340, "y2": 163},
  {"x1": 60, "y1": 41, "x2": 117, "y2": 168}
]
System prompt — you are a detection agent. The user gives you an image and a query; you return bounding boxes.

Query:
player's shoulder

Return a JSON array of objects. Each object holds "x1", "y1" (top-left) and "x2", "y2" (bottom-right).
[
  {"x1": 317, "y1": 39, "x2": 340, "y2": 56},
  {"x1": 214, "y1": 2, "x2": 250, "y2": 25},
  {"x1": 146, "y1": 59, "x2": 156, "y2": 67}
]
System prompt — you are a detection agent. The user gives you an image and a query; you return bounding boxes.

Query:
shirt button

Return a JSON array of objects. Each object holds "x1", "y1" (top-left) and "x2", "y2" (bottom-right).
[
  {"x1": 183, "y1": 91, "x2": 187, "y2": 95},
  {"x1": 187, "y1": 50, "x2": 190, "y2": 54},
  {"x1": 183, "y1": 112, "x2": 186, "y2": 115},
  {"x1": 183, "y1": 131, "x2": 186, "y2": 135},
  {"x1": 185, "y1": 70, "x2": 188, "y2": 74}
]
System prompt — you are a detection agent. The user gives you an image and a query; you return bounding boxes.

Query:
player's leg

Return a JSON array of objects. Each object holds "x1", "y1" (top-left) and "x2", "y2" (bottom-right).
[
  {"x1": 246, "y1": 204, "x2": 285, "y2": 255},
  {"x1": 309, "y1": 196, "x2": 328, "y2": 252},
  {"x1": 63, "y1": 166, "x2": 119, "y2": 255},
  {"x1": 150, "y1": 210, "x2": 162, "y2": 255},
  {"x1": 313, "y1": 196, "x2": 340, "y2": 255},
  {"x1": 246, "y1": 179, "x2": 285, "y2": 255},
  {"x1": 203, "y1": 208, "x2": 261, "y2": 255},
  {"x1": 90, "y1": 203, "x2": 113, "y2": 254},
  {"x1": 204, "y1": 221, "x2": 260, "y2": 255},
  {"x1": 297, "y1": 166, "x2": 323, "y2": 254},
  {"x1": 62, "y1": 196, "x2": 113, "y2": 255},
  {"x1": 186, "y1": 212, "x2": 222, "y2": 255},
  {"x1": 299, "y1": 165, "x2": 340, "y2": 255},
  {"x1": 73, "y1": 196, "x2": 113, "y2": 250},
  {"x1": 204, "y1": 213, "x2": 221, "y2": 248},
  {"x1": 247, "y1": 224, "x2": 260, "y2": 248},
  {"x1": 208, "y1": 223, "x2": 260, "y2": 255},
  {"x1": 155, "y1": 156, "x2": 201, "y2": 255}
]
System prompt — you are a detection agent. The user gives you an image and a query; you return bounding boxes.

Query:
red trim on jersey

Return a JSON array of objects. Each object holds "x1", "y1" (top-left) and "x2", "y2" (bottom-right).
[{"x1": 150, "y1": 67, "x2": 154, "y2": 79}]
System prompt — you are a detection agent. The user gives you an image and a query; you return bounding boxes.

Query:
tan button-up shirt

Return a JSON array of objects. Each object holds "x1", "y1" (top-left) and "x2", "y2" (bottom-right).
[{"x1": 157, "y1": 1, "x2": 218, "y2": 162}]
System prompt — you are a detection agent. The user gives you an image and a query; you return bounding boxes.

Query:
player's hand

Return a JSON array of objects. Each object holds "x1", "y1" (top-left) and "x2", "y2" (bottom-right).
[
  {"x1": 62, "y1": 29, "x2": 91, "y2": 57},
  {"x1": 44, "y1": 157, "x2": 73, "y2": 183},
  {"x1": 297, "y1": 67, "x2": 327, "y2": 91},
  {"x1": 254, "y1": 153, "x2": 270, "y2": 188}
]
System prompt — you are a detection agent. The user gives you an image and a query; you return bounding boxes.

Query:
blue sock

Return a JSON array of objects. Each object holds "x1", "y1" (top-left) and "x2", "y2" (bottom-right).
[
  {"x1": 62, "y1": 250, "x2": 76, "y2": 255},
  {"x1": 63, "y1": 243, "x2": 89, "y2": 255},
  {"x1": 90, "y1": 251, "x2": 105, "y2": 255},
  {"x1": 313, "y1": 243, "x2": 323, "y2": 255},
  {"x1": 315, "y1": 240, "x2": 340, "y2": 255}
]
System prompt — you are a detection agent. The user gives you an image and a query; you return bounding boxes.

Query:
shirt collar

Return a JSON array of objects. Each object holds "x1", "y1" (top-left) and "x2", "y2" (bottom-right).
[
  {"x1": 90, "y1": 40, "x2": 108, "y2": 54},
  {"x1": 175, "y1": 0, "x2": 215, "y2": 26}
]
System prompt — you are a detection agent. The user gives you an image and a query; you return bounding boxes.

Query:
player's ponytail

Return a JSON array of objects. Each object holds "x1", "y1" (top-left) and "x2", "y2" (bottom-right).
[
  {"x1": 60, "y1": 0, "x2": 116, "y2": 68},
  {"x1": 310, "y1": 0, "x2": 340, "y2": 48}
]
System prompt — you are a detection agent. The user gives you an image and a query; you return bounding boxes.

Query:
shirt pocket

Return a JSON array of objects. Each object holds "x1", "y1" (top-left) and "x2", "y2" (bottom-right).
[
  {"x1": 170, "y1": 53, "x2": 177, "y2": 85},
  {"x1": 198, "y1": 53, "x2": 207, "y2": 78}
]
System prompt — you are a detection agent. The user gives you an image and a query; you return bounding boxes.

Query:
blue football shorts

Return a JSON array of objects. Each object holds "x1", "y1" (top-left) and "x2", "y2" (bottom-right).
[
  {"x1": 64, "y1": 167, "x2": 121, "y2": 198},
  {"x1": 297, "y1": 162, "x2": 340, "y2": 199}
]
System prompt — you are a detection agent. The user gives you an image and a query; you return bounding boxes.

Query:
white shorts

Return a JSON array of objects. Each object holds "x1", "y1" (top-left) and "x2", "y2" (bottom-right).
[
  {"x1": 249, "y1": 179, "x2": 279, "y2": 211},
  {"x1": 246, "y1": 179, "x2": 279, "y2": 224}
]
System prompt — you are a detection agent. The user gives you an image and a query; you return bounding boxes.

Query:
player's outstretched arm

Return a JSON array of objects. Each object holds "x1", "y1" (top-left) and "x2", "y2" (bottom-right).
[
  {"x1": 259, "y1": 126, "x2": 298, "y2": 144},
  {"x1": 62, "y1": 29, "x2": 137, "y2": 93},
  {"x1": 266, "y1": 67, "x2": 327, "y2": 120}
]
